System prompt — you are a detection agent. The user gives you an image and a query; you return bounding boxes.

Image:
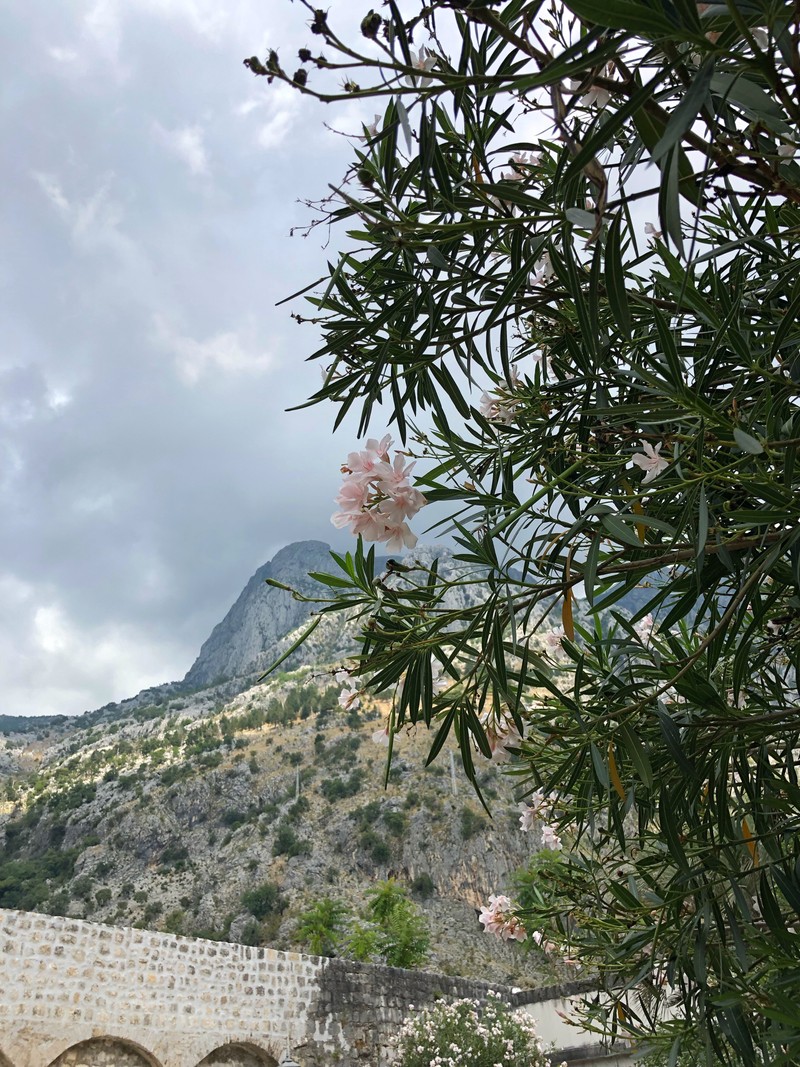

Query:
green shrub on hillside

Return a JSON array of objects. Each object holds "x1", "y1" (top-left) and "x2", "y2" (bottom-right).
[{"x1": 241, "y1": 880, "x2": 287, "y2": 920}]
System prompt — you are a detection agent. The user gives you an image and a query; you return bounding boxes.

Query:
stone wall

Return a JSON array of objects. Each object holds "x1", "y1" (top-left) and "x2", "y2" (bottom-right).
[{"x1": 0, "y1": 909, "x2": 629, "y2": 1067}]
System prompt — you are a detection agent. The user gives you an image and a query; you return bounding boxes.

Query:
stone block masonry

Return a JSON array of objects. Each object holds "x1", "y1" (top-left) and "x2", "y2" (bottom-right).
[{"x1": 0, "y1": 909, "x2": 629, "y2": 1067}]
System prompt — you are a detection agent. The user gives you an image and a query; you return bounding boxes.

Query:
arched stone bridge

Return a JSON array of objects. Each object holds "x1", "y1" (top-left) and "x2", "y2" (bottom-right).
[{"x1": 0, "y1": 909, "x2": 632, "y2": 1067}]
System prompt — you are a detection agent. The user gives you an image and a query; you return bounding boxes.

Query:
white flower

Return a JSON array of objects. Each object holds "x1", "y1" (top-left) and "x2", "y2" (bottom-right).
[
  {"x1": 518, "y1": 803, "x2": 537, "y2": 833},
  {"x1": 479, "y1": 391, "x2": 519, "y2": 425},
  {"x1": 566, "y1": 66, "x2": 613, "y2": 109},
  {"x1": 501, "y1": 151, "x2": 541, "y2": 181},
  {"x1": 338, "y1": 686, "x2": 361, "y2": 711},
  {"x1": 645, "y1": 221, "x2": 662, "y2": 240},
  {"x1": 530, "y1": 253, "x2": 553, "y2": 287},
  {"x1": 581, "y1": 84, "x2": 611, "y2": 108},
  {"x1": 372, "y1": 725, "x2": 391, "y2": 747},
  {"x1": 630, "y1": 440, "x2": 669, "y2": 484},
  {"x1": 541, "y1": 824, "x2": 562, "y2": 850},
  {"x1": 405, "y1": 46, "x2": 436, "y2": 87},
  {"x1": 361, "y1": 113, "x2": 382, "y2": 140},
  {"x1": 544, "y1": 626, "x2": 565, "y2": 651}
]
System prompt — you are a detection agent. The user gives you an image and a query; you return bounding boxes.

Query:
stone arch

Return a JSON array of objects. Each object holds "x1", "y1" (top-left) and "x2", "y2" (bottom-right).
[
  {"x1": 195, "y1": 1043, "x2": 278, "y2": 1067},
  {"x1": 47, "y1": 1037, "x2": 162, "y2": 1067}
]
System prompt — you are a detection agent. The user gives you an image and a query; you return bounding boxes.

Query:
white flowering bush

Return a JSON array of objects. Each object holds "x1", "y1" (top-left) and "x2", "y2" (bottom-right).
[{"x1": 393, "y1": 996, "x2": 556, "y2": 1067}]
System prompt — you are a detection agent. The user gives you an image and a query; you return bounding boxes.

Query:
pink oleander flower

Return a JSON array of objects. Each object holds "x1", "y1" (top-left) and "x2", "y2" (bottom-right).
[
  {"x1": 333, "y1": 477, "x2": 371, "y2": 516},
  {"x1": 541, "y1": 824, "x2": 563, "y2": 851},
  {"x1": 377, "y1": 517, "x2": 418, "y2": 553},
  {"x1": 479, "y1": 894, "x2": 527, "y2": 942},
  {"x1": 332, "y1": 435, "x2": 426, "y2": 548},
  {"x1": 343, "y1": 434, "x2": 391, "y2": 477},
  {"x1": 636, "y1": 613, "x2": 654, "y2": 643},
  {"x1": 374, "y1": 453, "x2": 418, "y2": 494},
  {"x1": 631, "y1": 440, "x2": 669, "y2": 484},
  {"x1": 645, "y1": 221, "x2": 662, "y2": 240},
  {"x1": 378, "y1": 485, "x2": 426, "y2": 524}
]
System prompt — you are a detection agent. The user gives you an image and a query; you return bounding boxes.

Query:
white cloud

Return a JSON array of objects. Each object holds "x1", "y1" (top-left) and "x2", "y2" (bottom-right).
[
  {"x1": 155, "y1": 122, "x2": 209, "y2": 176},
  {"x1": 33, "y1": 171, "x2": 71, "y2": 218},
  {"x1": 32, "y1": 171, "x2": 149, "y2": 280},
  {"x1": 48, "y1": 45, "x2": 80, "y2": 65},
  {"x1": 153, "y1": 315, "x2": 275, "y2": 383},
  {"x1": 258, "y1": 109, "x2": 295, "y2": 150},
  {"x1": 0, "y1": 576, "x2": 185, "y2": 716},
  {"x1": 237, "y1": 82, "x2": 302, "y2": 151}
]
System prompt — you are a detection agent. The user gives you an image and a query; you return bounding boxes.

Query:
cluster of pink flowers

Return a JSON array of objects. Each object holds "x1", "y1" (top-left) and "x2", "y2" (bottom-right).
[
  {"x1": 478, "y1": 894, "x2": 527, "y2": 942},
  {"x1": 501, "y1": 151, "x2": 541, "y2": 181},
  {"x1": 518, "y1": 790, "x2": 549, "y2": 830},
  {"x1": 331, "y1": 434, "x2": 426, "y2": 552},
  {"x1": 519, "y1": 794, "x2": 562, "y2": 849}
]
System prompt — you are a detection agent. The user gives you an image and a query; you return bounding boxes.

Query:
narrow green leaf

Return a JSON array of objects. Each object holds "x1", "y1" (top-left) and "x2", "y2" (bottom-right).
[
  {"x1": 426, "y1": 245, "x2": 450, "y2": 270},
  {"x1": 591, "y1": 741, "x2": 610, "y2": 789},
  {"x1": 605, "y1": 214, "x2": 632, "y2": 339},
  {"x1": 565, "y1": 207, "x2": 596, "y2": 228},
  {"x1": 652, "y1": 58, "x2": 714, "y2": 162},
  {"x1": 564, "y1": 0, "x2": 679, "y2": 34},
  {"x1": 619, "y1": 723, "x2": 654, "y2": 790},
  {"x1": 733, "y1": 427, "x2": 764, "y2": 454}
]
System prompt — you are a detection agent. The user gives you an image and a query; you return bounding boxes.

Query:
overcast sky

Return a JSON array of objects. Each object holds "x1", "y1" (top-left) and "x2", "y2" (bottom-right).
[{"x1": 0, "y1": 0, "x2": 406, "y2": 716}]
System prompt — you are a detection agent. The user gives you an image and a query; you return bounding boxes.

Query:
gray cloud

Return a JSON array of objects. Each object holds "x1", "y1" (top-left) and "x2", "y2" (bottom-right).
[{"x1": 1, "y1": 0, "x2": 380, "y2": 714}]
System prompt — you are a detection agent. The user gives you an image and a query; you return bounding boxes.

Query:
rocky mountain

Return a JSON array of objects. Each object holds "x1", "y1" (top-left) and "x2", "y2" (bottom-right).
[
  {"x1": 0, "y1": 537, "x2": 653, "y2": 985},
  {"x1": 182, "y1": 540, "x2": 333, "y2": 689},
  {"x1": 0, "y1": 668, "x2": 553, "y2": 985},
  {"x1": 0, "y1": 540, "x2": 566, "y2": 987}
]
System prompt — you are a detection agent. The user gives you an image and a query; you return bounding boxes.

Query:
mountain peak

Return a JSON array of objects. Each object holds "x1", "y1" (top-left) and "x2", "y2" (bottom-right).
[{"x1": 182, "y1": 540, "x2": 334, "y2": 690}]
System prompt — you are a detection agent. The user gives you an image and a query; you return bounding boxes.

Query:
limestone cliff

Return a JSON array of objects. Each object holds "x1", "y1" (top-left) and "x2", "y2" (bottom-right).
[{"x1": 182, "y1": 541, "x2": 333, "y2": 688}]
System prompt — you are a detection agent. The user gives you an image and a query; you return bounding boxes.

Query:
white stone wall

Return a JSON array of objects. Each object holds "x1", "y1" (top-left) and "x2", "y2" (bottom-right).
[
  {"x1": 0, "y1": 909, "x2": 632, "y2": 1067},
  {"x1": 0, "y1": 909, "x2": 320, "y2": 1067}
]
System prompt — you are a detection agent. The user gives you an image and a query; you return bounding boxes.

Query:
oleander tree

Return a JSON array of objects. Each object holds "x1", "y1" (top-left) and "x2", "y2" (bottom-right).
[{"x1": 249, "y1": 0, "x2": 800, "y2": 1063}]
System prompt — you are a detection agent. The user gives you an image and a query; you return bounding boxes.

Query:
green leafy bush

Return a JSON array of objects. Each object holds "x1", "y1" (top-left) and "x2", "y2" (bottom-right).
[
  {"x1": 272, "y1": 822, "x2": 310, "y2": 859},
  {"x1": 320, "y1": 770, "x2": 363, "y2": 802},
  {"x1": 241, "y1": 880, "x2": 286, "y2": 920},
  {"x1": 459, "y1": 806, "x2": 486, "y2": 841},
  {"x1": 295, "y1": 897, "x2": 349, "y2": 957}
]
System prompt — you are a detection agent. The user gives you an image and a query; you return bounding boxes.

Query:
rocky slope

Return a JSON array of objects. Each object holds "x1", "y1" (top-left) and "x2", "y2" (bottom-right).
[
  {"x1": 0, "y1": 669, "x2": 552, "y2": 985},
  {"x1": 182, "y1": 540, "x2": 334, "y2": 689},
  {"x1": 0, "y1": 540, "x2": 567, "y2": 987}
]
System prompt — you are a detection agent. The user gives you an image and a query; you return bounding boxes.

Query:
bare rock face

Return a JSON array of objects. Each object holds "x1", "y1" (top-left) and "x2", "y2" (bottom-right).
[{"x1": 182, "y1": 541, "x2": 333, "y2": 689}]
